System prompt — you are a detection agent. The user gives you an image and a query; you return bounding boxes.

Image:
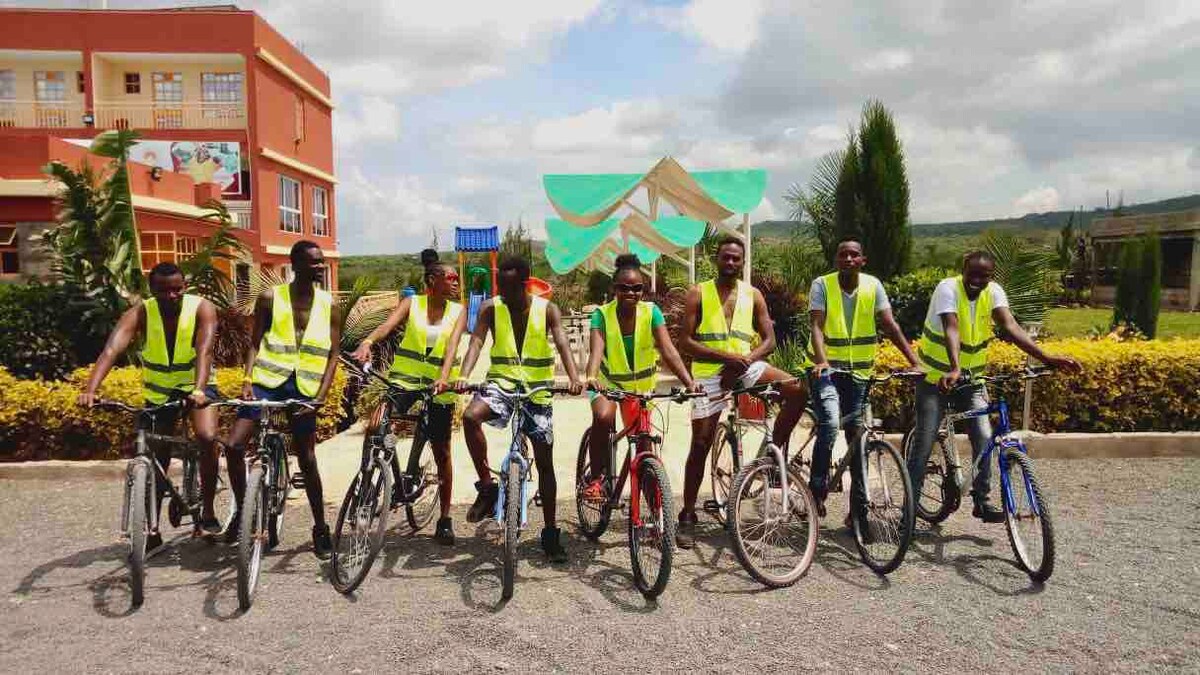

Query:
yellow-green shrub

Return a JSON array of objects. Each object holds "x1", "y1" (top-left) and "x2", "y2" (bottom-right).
[
  {"x1": 869, "y1": 338, "x2": 1200, "y2": 432},
  {"x1": 0, "y1": 366, "x2": 346, "y2": 461}
]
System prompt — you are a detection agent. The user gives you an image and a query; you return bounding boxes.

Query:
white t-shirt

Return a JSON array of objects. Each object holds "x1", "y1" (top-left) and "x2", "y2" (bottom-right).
[
  {"x1": 808, "y1": 273, "x2": 891, "y2": 335},
  {"x1": 924, "y1": 278, "x2": 1009, "y2": 331}
]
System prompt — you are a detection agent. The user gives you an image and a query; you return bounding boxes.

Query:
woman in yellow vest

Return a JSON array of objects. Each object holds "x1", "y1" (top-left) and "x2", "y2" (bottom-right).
[
  {"x1": 580, "y1": 254, "x2": 702, "y2": 498},
  {"x1": 351, "y1": 252, "x2": 465, "y2": 545},
  {"x1": 909, "y1": 250, "x2": 1080, "y2": 523},
  {"x1": 78, "y1": 262, "x2": 223, "y2": 548},
  {"x1": 227, "y1": 241, "x2": 341, "y2": 559}
]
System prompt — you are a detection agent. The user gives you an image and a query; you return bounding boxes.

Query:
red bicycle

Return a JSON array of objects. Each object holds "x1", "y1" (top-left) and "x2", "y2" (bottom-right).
[{"x1": 574, "y1": 388, "x2": 700, "y2": 599}]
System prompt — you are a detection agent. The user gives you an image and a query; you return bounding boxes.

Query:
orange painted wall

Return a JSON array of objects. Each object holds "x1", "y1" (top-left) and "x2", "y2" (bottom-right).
[{"x1": 0, "y1": 9, "x2": 253, "y2": 54}]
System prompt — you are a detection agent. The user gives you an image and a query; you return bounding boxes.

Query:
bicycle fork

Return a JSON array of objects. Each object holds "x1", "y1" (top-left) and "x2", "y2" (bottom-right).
[{"x1": 496, "y1": 451, "x2": 531, "y2": 528}]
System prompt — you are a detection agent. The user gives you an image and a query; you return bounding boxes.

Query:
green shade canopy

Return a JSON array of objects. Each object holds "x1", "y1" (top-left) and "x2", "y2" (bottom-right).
[{"x1": 543, "y1": 214, "x2": 706, "y2": 274}]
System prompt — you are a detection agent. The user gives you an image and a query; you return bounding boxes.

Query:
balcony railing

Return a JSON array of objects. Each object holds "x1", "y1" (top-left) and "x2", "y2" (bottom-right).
[
  {"x1": 94, "y1": 102, "x2": 247, "y2": 130},
  {"x1": 0, "y1": 100, "x2": 85, "y2": 129}
]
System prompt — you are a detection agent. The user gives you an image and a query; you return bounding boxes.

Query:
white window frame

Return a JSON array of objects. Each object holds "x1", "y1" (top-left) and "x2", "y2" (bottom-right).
[
  {"x1": 311, "y1": 186, "x2": 329, "y2": 236},
  {"x1": 278, "y1": 175, "x2": 302, "y2": 234},
  {"x1": 34, "y1": 71, "x2": 66, "y2": 102},
  {"x1": 0, "y1": 70, "x2": 15, "y2": 100}
]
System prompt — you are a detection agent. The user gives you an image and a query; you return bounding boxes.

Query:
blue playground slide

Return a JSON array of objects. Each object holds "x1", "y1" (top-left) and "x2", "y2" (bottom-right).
[{"x1": 467, "y1": 292, "x2": 486, "y2": 331}]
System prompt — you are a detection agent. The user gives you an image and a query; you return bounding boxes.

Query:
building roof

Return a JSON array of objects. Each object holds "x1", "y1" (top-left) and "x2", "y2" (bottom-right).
[
  {"x1": 1091, "y1": 209, "x2": 1200, "y2": 239},
  {"x1": 455, "y1": 225, "x2": 500, "y2": 252}
]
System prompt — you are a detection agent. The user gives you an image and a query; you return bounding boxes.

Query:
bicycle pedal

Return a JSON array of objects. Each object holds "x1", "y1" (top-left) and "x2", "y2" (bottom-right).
[
  {"x1": 533, "y1": 494, "x2": 543, "y2": 507},
  {"x1": 290, "y1": 472, "x2": 306, "y2": 490},
  {"x1": 701, "y1": 499, "x2": 722, "y2": 512}
]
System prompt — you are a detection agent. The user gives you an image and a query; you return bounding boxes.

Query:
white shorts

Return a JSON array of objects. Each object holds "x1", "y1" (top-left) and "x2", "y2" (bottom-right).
[{"x1": 691, "y1": 360, "x2": 770, "y2": 420}]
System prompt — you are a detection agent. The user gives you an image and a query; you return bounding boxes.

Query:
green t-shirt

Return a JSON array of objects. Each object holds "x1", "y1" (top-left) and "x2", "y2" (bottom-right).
[{"x1": 591, "y1": 304, "x2": 666, "y2": 366}]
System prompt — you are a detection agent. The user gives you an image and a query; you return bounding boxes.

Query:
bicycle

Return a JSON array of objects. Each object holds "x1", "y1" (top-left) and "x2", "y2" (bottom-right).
[
  {"x1": 97, "y1": 399, "x2": 233, "y2": 607},
  {"x1": 574, "y1": 387, "x2": 704, "y2": 599},
  {"x1": 227, "y1": 398, "x2": 315, "y2": 610},
  {"x1": 900, "y1": 368, "x2": 1058, "y2": 582},
  {"x1": 330, "y1": 357, "x2": 442, "y2": 594},
  {"x1": 789, "y1": 369, "x2": 920, "y2": 575},
  {"x1": 719, "y1": 380, "x2": 821, "y2": 588}
]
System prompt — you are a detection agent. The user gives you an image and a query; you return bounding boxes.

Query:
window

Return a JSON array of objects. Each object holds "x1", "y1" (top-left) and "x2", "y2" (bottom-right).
[
  {"x1": 175, "y1": 236, "x2": 198, "y2": 260},
  {"x1": 293, "y1": 95, "x2": 305, "y2": 142},
  {"x1": 201, "y1": 72, "x2": 243, "y2": 103},
  {"x1": 34, "y1": 71, "x2": 66, "y2": 101},
  {"x1": 124, "y1": 72, "x2": 141, "y2": 94},
  {"x1": 278, "y1": 175, "x2": 302, "y2": 233},
  {"x1": 311, "y1": 186, "x2": 329, "y2": 236},
  {"x1": 0, "y1": 70, "x2": 14, "y2": 100},
  {"x1": 76, "y1": 71, "x2": 85, "y2": 94},
  {"x1": 151, "y1": 72, "x2": 183, "y2": 102},
  {"x1": 140, "y1": 231, "x2": 176, "y2": 270},
  {"x1": 0, "y1": 226, "x2": 18, "y2": 276}
]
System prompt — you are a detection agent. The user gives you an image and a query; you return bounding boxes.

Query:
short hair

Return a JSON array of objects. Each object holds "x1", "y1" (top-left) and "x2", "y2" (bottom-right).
[
  {"x1": 148, "y1": 261, "x2": 183, "y2": 282},
  {"x1": 613, "y1": 253, "x2": 642, "y2": 274},
  {"x1": 963, "y1": 250, "x2": 996, "y2": 267},
  {"x1": 715, "y1": 235, "x2": 745, "y2": 253},
  {"x1": 290, "y1": 240, "x2": 321, "y2": 266},
  {"x1": 836, "y1": 235, "x2": 863, "y2": 249},
  {"x1": 498, "y1": 255, "x2": 531, "y2": 281},
  {"x1": 419, "y1": 248, "x2": 439, "y2": 267}
]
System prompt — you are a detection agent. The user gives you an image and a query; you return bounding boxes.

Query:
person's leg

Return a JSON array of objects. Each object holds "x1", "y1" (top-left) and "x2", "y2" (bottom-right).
[
  {"x1": 808, "y1": 373, "x2": 841, "y2": 510},
  {"x1": 189, "y1": 405, "x2": 221, "y2": 527},
  {"x1": 461, "y1": 398, "x2": 494, "y2": 486},
  {"x1": 907, "y1": 380, "x2": 945, "y2": 504},
  {"x1": 428, "y1": 402, "x2": 454, "y2": 520},
  {"x1": 588, "y1": 395, "x2": 617, "y2": 480},
  {"x1": 748, "y1": 364, "x2": 808, "y2": 449},
  {"x1": 961, "y1": 384, "x2": 1001, "y2": 521},
  {"x1": 528, "y1": 405, "x2": 566, "y2": 562},
  {"x1": 293, "y1": 429, "x2": 324, "y2": 528},
  {"x1": 840, "y1": 376, "x2": 870, "y2": 523},
  {"x1": 682, "y1": 413, "x2": 721, "y2": 519},
  {"x1": 532, "y1": 438, "x2": 556, "y2": 528},
  {"x1": 222, "y1": 416, "x2": 255, "y2": 541}
]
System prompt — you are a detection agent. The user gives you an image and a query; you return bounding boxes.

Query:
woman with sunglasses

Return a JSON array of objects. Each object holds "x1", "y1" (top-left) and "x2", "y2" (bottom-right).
[
  {"x1": 581, "y1": 253, "x2": 701, "y2": 499},
  {"x1": 350, "y1": 250, "x2": 464, "y2": 544}
]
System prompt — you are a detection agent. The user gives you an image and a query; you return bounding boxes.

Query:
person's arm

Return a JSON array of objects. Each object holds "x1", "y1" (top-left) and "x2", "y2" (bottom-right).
[
  {"x1": 350, "y1": 295, "x2": 411, "y2": 363},
  {"x1": 585, "y1": 327, "x2": 605, "y2": 391},
  {"x1": 454, "y1": 301, "x2": 493, "y2": 390},
  {"x1": 678, "y1": 287, "x2": 740, "y2": 365},
  {"x1": 312, "y1": 299, "x2": 341, "y2": 405},
  {"x1": 808, "y1": 309, "x2": 830, "y2": 373},
  {"x1": 746, "y1": 287, "x2": 777, "y2": 363},
  {"x1": 242, "y1": 289, "x2": 273, "y2": 400},
  {"x1": 548, "y1": 302, "x2": 583, "y2": 394},
  {"x1": 189, "y1": 299, "x2": 219, "y2": 407},
  {"x1": 433, "y1": 308, "x2": 470, "y2": 394},
  {"x1": 938, "y1": 310, "x2": 962, "y2": 392},
  {"x1": 652, "y1": 323, "x2": 699, "y2": 391},
  {"x1": 79, "y1": 304, "x2": 143, "y2": 406},
  {"x1": 992, "y1": 306, "x2": 1081, "y2": 372},
  {"x1": 878, "y1": 307, "x2": 919, "y2": 369}
]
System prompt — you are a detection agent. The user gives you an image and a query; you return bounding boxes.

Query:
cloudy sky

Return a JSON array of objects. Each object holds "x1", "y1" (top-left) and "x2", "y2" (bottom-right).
[{"x1": 12, "y1": 0, "x2": 1200, "y2": 253}]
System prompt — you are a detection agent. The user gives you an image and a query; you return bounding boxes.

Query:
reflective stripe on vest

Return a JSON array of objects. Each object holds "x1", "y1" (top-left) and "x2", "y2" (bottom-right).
[
  {"x1": 598, "y1": 300, "x2": 658, "y2": 394},
  {"x1": 805, "y1": 272, "x2": 879, "y2": 379},
  {"x1": 388, "y1": 294, "x2": 462, "y2": 404},
  {"x1": 918, "y1": 276, "x2": 995, "y2": 384},
  {"x1": 487, "y1": 296, "x2": 554, "y2": 405},
  {"x1": 691, "y1": 279, "x2": 755, "y2": 379},
  {"x1": 142, "y1": 294, "x2": 214, "y2": 404},
  {"x1": 252, "y1": 283, "x2": 333, "y2": 397}
]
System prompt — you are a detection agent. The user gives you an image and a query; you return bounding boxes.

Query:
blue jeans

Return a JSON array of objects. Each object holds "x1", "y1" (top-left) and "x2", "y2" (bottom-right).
[
  {"x1": 907, "y1": 380, "x2": 994, "y2": 503},
  {"x1": 808, "y1": 371, "x2": 869, "y2": 509}
]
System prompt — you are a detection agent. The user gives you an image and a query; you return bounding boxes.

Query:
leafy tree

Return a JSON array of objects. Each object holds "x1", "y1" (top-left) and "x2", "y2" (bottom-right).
[
  {"x1": 179, "y1": 201, "x2": 249, "y2": 310},
  {"x1": 1055, "y1": 210, "x2": 1075, "y2": 270},
  {"x1": 784, "y1": 151, "x2": 843, "y2": 261},
  {"x1": 1112, "y1": 232, "x2": 1161, "y2": 338},
  {"x1": 501, "y1": 219, "x2": 534, "y2": 262},
  {"x1": 983, "y1": 231, "x2": 1058, "y2": 326}
]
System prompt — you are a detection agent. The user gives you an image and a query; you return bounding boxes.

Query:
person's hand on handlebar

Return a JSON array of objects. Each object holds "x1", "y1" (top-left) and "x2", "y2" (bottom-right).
[
  {"x1": 937, "y1": 368, "x2": 962, "y2": 393},
  {"x1": 567, "y1": 377, "x2": 584, "y2": 397},
  {"x1": 77, "y1": 390, "x2": 99, "y2": 408},
  {"x1": 349, "y1": 340, "x2": 373, "y2": 364},
  {"x1": 585, "y1": 376, "x2": 602, "y2": 394},
  {"x1": 683, "y1": 376, "x2": 704, "y2": 395},
  {"x1": 1042, "y1": 354, "x2": 1082, "y2": 374},
  {"x1": 432, "y1": 378, "x2": 450, "y2": 396},
  {"x1": 451, "y1": 377, "x2": 471, "y2": 393},
  {"x1": 187, "y1": 389, "x2": 211, "y2": 409}
]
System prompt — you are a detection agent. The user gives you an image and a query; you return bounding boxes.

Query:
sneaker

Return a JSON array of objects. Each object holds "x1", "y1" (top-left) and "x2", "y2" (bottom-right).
[
  {"x1": 540, "y1": 526, "x2": 568, "y2": 564},
  {"x1": 312, "y1": 524, "x2": 333, "y2": 560},
  {"x1": 676, "y1": 511, "x2": 698, "y2": 550},
  {"x1": 972, "y1": 500, "x2": 1006, "y2": 524},
  {"x1": 198, "y1": 516, "x2": 222, "y2": 536},
  {"x1": 223, "y1": 514, "x2": 241, "y2": 545},
  {"x1": 582, "y1": 476, "x2": 607, "y2": 502},
  {"x1": 146, "y1": 531, "x2": 163, "y2": 552},
  {"x1": 433, "y1": 517, "x2": 455, "y2": 546},
  {"x1": 466, "y1": 481, "x2": 499, "y2": 523}
]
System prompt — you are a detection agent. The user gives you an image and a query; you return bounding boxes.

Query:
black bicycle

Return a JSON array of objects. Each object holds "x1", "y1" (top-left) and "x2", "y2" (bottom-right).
[{"x1": 330, "y1": 357, "x2": 443, "y2": 594}]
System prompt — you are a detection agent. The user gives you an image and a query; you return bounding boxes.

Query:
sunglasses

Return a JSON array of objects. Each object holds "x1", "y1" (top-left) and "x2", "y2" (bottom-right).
[
  {"x1": 440, "y1": 272, "x2": 460, "y2": 282},
  {"x1": 615, "y1": 283, "x2": 644, "y2": 293}
]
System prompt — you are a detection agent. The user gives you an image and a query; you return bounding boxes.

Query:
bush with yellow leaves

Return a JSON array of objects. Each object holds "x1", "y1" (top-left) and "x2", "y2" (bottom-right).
[
  {"x1": 870, "y1": 338, "x2": 1200, "y2": 432},
  {"x1": 0, "y1": 366, "x2": 346, "y2": 461}
]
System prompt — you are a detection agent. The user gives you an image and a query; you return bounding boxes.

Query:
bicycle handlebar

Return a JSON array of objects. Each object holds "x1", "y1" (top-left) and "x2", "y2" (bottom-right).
[
  {"x1": 821, "y1": 367, "x2": 924, "y2": 383},
  {"x1": 214, "y1": 399, "x2": 318, "y2": 411},
  {"x1": 92, "y1": 399, "x2": 185, "y2": 414},
  {"x1": 593, "y1": 387, "x2": 707, "y2": 403}
]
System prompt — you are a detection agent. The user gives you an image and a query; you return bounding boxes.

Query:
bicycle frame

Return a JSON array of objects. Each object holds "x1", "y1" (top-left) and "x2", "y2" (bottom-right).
[
  {"x1": 597, "y1": 396, "x2": 664, "y2": 528},
  {"x1": 494, "y1": 395, "x2": 535, "y2": 529},
  {"x1": 721, "y1": 385, "x2": 793, "y2": 513},
  {"x1": 119, "y1": 406, "x2": 197, "y2": 537}
]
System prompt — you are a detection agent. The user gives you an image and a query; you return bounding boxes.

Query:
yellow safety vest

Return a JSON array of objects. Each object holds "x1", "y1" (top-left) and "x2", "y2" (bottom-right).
[
  {"x1": 141, "y1": 294, "x2": 214, "y2": 404},
  {"x1": 487, "y1": 295, "x2": 555, "y2": 405},
  {"x1": 918, "y1": 276, "x2": 995, "y2": 384},
  {"x1": 598, "y1": 300, "x2": 658, "y2": 394},
  {"x1": 805, "y1": 272, "x2": 879, "y2": 379},
  {"x1": 388, "y1": 294, "x2": 462, "y2": 404},
  {"x1": 252, "y1": 283, "x2": 333, "y2": 397},
  {"x1": 691, "y1": 279, "x2": 755, "y2": 379}
]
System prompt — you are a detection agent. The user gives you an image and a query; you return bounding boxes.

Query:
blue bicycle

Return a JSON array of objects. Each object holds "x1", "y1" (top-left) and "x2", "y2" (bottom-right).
[{"x1": 901, "y1": 367, "x2": 1057, "y2": 582}]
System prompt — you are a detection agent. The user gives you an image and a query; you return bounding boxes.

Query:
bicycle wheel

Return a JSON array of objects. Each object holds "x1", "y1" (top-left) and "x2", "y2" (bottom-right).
[
  {"x1": 575, "y1": 428, "x2": 613, "y2": 540},
  {"x1": 708, "y1": 423, "x2": 737, "y2": 524},
  {"x1": 901, "y1": 427, "x2": 959, "y2": 524},
  {"x1": 853, "y1": 440, "x2": 915, "y2": 575},
  {"x1": 629, "y1": 456, "x2": 674, "y2": 599},
  {"x1": 266, "y1": 438, "x2": 288, "y2": 550},
  {"x1": 237, "y1": 466, "x2": 268, "y2": 611},
  {"x1": 501, "y1": 460, "x2": 521, "y2": 601},
  {"x1": 331, "y1": 457, "x2": 393, "y2": 594},
  {"x1": 1002, "y1": 447, "x2": 1056, "y2": 582},
  {"x1": 404, "y1": 431, "x2": 438, "y2": 531},
  {"x1": 169, "y1": 456, "x2": 197, "y2": 529},
  {"x1": 726, "y1": 457, "x2": 818, "y2": 588},
  {"x1": 127, "y1": 459, "x2": 152, "y2": 607},
  {"x1": 785, "y1": 408, "x2": 818, "y2": 481}
]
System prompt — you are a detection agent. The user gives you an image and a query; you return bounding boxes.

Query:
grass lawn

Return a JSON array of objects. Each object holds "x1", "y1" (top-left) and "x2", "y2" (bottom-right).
[{"x1": 1044, "y1": 307, "x2": 1200, "y2": 339}]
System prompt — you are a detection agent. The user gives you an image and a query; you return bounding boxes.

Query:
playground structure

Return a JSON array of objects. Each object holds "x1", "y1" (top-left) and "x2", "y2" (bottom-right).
[{"x1": 454, "y1": 224, "x2": 552, "y2": 331}]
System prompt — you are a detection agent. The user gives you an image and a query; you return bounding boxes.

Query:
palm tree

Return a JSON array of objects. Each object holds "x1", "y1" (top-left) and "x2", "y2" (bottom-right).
[
  {"x1": 180, "y1": 200, "x2": 250, "y2": 310},
  {"x1": 983, "y1": 231, "x2": 1058, "y2": 326},
  {"x1": 784, "y1": 150, "x2": 843, "y2": 262}
]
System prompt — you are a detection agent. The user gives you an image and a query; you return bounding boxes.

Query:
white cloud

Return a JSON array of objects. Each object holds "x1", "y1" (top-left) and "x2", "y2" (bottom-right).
[
  {"x1": 531, "y1": 100, "x2": 676, "y2": 157},
  {"x1": 335, "y1": 96, "x2": 403, "y2": 148},
  {"x1": 1013, "y1": 186, "x2": 1061, "y2": 215},
  {"x1": 338, "y1": 166, "x2": 474, "y2": 254},
  {"x1": 649, "y1": 0, "x2": 769, "y2": 54},
  {"x1": 856, "y1": 49, "x2": 914, "y2": 73}
]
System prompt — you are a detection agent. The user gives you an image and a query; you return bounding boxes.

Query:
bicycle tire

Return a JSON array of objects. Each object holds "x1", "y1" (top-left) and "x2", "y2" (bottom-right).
[
  {"x1": 852, "y1": 439, "x2": 915, "y2": 575},
  {"x1": 331, "y1": 457, "x2": 393, "y2": 594},
  {"x1": 266, "y1": 437, "x2": 288, "y2": 550},
  {"x1": 127, "y1": 459, "x2": 151, "y2": 607},
  {"x1": 901, "y1": 427, "x2": 959, "y2": 524},
  {"x1": 237, "y1": 466, "x2": 268, "y2": 611},
  {"x1": 1002, "y1": 447, "x2": 1056, "y2": 582},
  {"x1": 726, "y1": 457, "x2": 818, "y2": 588},
  {"x1": 404, "y1": 431, "x2": 438, "y2": 532},
  {"x1": 574, "y1": 427, "x2": 613, "y2": 540},
  {"x1": 708, "y1": 423, "x2": 737, "y2": 524},
  {"x1": 628, "y1": 456, "x2": 674, "y2": 599},
  {"x1": 501, "y1": 460, "x2": 521, "y2": 601}
]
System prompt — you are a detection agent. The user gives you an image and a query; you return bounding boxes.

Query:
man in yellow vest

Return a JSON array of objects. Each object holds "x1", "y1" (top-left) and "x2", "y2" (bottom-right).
[
  {"x1": 448, "y1": 255, "x2": 583, "y2": 563},
  {"x1": 909, "y1": 250, "x2": 1080, "y2": 523},
  {"x1": 78, "y1": 262, "x2": 222, "y2": 550},
  {"x1": 807, "y1": 236, "x2": 920, "y2": 526},
  {"x1": 227, "y1": 241, "x2": 341, "y2": 558},
  {"x1": 677, "y1": 235, "x2": 808, "y2": 549}
]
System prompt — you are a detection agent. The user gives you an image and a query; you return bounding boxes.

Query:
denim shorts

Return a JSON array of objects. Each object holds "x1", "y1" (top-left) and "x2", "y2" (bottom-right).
[
  {"x1": 236, "y1": 374, "x2": 317, "y2": 435},
  {"x1": 139, "y1": 384, "x2": 221, "y2": 432},
  {"x1": 475, "y1": 383, "x2": 554, "y2": 447}
]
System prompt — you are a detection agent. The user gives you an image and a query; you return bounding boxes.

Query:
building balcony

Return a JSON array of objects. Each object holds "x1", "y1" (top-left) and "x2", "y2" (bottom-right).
[
  {"x1": 0, "y1": 100, "x2": 85, "y2": 129},
  {"x1": 93, "y1": 101, "x2": 246, "y2": 130}
]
